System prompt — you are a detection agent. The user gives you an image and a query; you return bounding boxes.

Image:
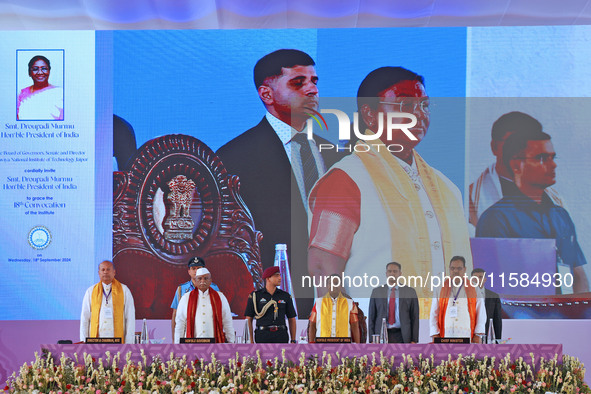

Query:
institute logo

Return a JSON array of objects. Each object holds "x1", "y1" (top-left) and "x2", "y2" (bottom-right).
[{"x1": 28, "y1": 225, "x2": 51, "y2": 250}]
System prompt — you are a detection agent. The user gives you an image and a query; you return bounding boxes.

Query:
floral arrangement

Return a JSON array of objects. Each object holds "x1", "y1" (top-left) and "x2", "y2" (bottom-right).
[{"x1": 4, "y1": 349, "x2": 589, "y2": 393}]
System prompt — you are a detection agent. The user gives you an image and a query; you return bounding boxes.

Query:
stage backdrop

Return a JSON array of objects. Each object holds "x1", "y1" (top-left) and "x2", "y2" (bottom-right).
[
  {"x1": 2, "y1": 24, "x2": 591, "y2": 386},
  {"x1": 1, "y1": 27, "x2": 590, "y2": 322}
]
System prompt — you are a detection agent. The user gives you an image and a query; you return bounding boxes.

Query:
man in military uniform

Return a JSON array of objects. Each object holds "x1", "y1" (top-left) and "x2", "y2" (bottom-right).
[
  {"x1": 170, "y1": 257, "x2": 220, "y2": 340},
  {"x1": 244, "y1": 266, "x2": 297, "y2": 343}
]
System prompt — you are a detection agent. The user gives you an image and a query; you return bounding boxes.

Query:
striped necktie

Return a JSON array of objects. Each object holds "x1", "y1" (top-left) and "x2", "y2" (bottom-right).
[{"x1": 292, "y1": 133, "x2": 320, "y2": 198}]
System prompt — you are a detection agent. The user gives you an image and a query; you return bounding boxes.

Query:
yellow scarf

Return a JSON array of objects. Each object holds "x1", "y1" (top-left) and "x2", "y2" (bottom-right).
[
  {"x1": 356, "y1": 136, "x2": 472, "y2": 317},
  {"x1": 320, "y1": 293, "x2": 350, "y2": 337},
  {"x1": 90, "y1": 279, "x2": 125, "y2": 342}
]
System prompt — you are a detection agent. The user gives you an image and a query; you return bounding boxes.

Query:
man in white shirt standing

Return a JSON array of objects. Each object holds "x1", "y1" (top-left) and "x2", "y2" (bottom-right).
[
  {"x1": 80, "y1": 260, "x2": 135, "y2": 343},
  {"x1": 430, "y1": 256, "x2": 486, "y2": 343},
  {"x1": 174, "y1": 267, "x2": 235, "y2": 343}
]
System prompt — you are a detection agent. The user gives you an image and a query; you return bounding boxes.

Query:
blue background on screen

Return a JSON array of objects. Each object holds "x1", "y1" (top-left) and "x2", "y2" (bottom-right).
[{"x1": 113, "y1": 28, "x2": 466, "y2": 190}]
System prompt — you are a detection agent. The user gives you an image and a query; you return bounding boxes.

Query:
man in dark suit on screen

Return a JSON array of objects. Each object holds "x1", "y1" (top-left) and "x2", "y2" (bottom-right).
[
  {"x1": 471, "y1": 268, "x2": 503, "y2": 343},
  {"x1": 216, "y1": 49, "x2": 345, "y2": 316},
  {"x1": 368, "y1": 262, "x2": 419, "y2": 343}
]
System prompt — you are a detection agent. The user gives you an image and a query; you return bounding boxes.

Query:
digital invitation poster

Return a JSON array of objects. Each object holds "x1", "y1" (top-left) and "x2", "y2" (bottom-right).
[{"x1": 0, "y1": 31, "x2": 97, "y2": 319}]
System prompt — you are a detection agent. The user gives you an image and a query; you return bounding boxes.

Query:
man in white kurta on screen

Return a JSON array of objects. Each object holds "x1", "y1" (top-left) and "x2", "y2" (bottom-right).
[
  {"x1": 174, "y1": 267, "x2": 235, "y2": 343},
  {"x1": 429, "y1": 256, "x2": 486, "y2": 343},
  {"x1": 308, "y1": 67, "x2": 473, "y2": 317},
  {"x1": 80, "y1": 260, "x2": 136, "y2": 343}
]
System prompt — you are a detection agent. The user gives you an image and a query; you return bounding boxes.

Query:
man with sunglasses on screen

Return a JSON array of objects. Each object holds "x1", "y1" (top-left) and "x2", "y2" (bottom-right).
[
  {"x1": 308, "y1": 67, "x2": 473, "y2": 317},
  {"x1": 476, "y1": 130, "x2": 589, "y2": 293}
]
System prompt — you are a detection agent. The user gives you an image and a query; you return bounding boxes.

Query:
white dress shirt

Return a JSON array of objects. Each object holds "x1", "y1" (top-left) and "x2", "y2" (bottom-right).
[
  {"x1": 174, "y1": 288, "x2": 235, "y2": 344},
  {"x1": 80, "y1": 281, "x2": 136, "y2": 344},
  {"x1": 266, "y1": 111, "x2": 326, "y2": 205}
]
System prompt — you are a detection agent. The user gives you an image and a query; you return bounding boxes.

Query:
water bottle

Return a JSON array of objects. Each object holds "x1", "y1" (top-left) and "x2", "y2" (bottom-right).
[
  {"x1": 487, "y1": 318, "x2": 496, "y2": 344},
  {"x1": 299, "y1": 328, "x2": 308, "y2": 344},
  {"x1": 140, "y1": 318, "x2": 149, "y2": 344},
  {"x1": 380, "y1": 317, "x2": 388, "y2": 344},
  {"x1": 243, "y1": 320, "x2": 250, "y2": 344},
  {"x1": 274, "y1": 244, "x2": 297, "y2": 316}
]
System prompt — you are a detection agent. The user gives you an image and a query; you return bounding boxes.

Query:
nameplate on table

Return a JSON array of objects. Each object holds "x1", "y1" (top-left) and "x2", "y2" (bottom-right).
[
  {"x1": 180, "y1": 338, "x2": 215, "y2": 344},
  {"x1": 85, "y1": 337, "x2": 122, "y2": 344},
  {"x1": 434, "y1": 337, "x2": 470, "y2": 344},
  {"x1": 315, "y1": 337, "x2": 352, "y2": 343}
]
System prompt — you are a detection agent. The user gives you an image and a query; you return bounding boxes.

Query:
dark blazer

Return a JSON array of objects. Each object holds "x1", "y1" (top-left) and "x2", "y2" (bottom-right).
[
  {"x1": 368, "y1": 285, "x2": 419, "y2": 343},
  {"x1": 216, "y1": 117, "x2": 346, "y2": 317},
  {"x1": 484, "y1": 288, "x2": 503, "y2": 341}
]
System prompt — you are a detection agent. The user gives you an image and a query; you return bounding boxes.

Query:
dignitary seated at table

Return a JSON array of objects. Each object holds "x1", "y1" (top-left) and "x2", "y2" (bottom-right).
[
  {"x1": 80, "y1": 260, "x2": 135, "y2": 343},
  {"x1": 308, "y1": 275, "x2": 360, "y2": 343},
  {"x1": 170, "y1": 257, "x2": 220, "y2": 341},
  {"x1": 244, "y1": 267, "x2": 297, "y2": 343},
  {"x1": 430, "y1": 256, "x2": 486, "y2": 343},
  {"x1": 174, "y1": 267, "x2": 234, "y2": 343},
  {"x1": 471, "y1": 268, "x2": 503, "y2": 343},
  {"x1": 368, "y1": 262, "x2": 419, "y2": 343}
]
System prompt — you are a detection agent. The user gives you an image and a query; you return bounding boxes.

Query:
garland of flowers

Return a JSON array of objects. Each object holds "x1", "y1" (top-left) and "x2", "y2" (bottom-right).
[{"x1": 4, "y1": 349, "x2": 589, "y2": 393}]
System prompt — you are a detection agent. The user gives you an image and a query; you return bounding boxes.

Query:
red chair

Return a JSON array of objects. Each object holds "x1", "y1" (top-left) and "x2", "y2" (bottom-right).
[{"x1": 113, "y1": 134, "x2": 263, "y2": 319}]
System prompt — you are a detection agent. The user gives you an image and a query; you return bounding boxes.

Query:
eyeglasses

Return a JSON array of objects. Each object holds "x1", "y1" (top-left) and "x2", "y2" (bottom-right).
[
  {"x1": 31, "y1": 67, "x2": 49, "y2": 73},
  {"x1": 378, "y1": 99, "x2": 431, "y2": 114},
  {"x1": 515, "y1": 153, "x2": 557, "y2": 165}
]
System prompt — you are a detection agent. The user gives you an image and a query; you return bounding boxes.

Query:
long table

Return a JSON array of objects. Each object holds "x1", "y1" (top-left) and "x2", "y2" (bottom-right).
[{"x1": 42, "y1": 343, "x2": 562, "y2": 365}]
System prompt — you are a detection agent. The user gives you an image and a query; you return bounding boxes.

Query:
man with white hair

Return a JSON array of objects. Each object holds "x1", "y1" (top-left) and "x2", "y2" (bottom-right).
[
  {"x1": 174, "y1": 264, "x2": 235, "y2": 343},
  {"x1": 80, "y1": 260, "x2": 136, "y2": 343}
]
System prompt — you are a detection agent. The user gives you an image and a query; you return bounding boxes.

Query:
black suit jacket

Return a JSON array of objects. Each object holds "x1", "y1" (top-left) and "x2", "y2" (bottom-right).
[
  {"x1": 484, "y1": 288, "x2": 503, "y2": 341},
  {"x1": 216, "y1": 117, "x2": 346, "y2": 317},
  {"x1": 368, "y1": 285, "x2": 419, "y2": 343}
]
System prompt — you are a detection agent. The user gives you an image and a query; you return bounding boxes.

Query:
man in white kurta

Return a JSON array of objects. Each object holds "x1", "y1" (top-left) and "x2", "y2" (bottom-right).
[
  {"x1": 429, "y1": 256, "x2": 485, "y2": 342},
  {"x1": 80, "y1": 260, "x2": 135, "y2": 343},
  {"x1": 174, "y1": 268, "x2": 235, "y2": 343}
]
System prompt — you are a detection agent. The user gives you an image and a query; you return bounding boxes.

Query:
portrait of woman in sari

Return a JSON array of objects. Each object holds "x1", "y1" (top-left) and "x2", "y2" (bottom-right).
[{"x1": 17, "y1": 55, "x2": 64, "y2": 120}]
